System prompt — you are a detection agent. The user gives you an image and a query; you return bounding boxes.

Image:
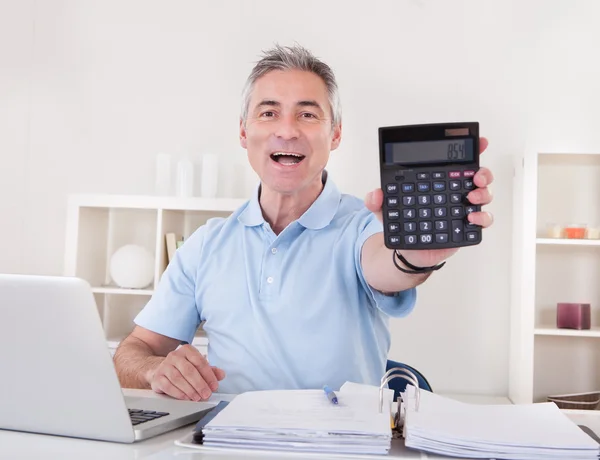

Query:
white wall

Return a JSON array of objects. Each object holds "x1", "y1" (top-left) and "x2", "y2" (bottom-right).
[{"x1": 1, "y1": 0, "x2": 599, "y2": 396}]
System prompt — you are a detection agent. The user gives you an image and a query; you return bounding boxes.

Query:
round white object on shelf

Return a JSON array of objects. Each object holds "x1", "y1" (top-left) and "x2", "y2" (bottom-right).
[{"x1": 109, "y1": 244, "x2": 155, "y2": 289}]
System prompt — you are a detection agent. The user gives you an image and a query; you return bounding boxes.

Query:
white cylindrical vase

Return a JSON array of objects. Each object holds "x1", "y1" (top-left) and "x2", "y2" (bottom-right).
[
  {"x1": 201, "y1": 153, "x2": 219, "y2": 198},
  {"x1": 176, "y1": 157, "x2": 195, "y2": 197}
]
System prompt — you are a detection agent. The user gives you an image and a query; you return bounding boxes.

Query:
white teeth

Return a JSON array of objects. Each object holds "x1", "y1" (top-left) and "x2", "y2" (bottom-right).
[{"x1": 272, "y1": 152, "x2": 303, "y2": 158}]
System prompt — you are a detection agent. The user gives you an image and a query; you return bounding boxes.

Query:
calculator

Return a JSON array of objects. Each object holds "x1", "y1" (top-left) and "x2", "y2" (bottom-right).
[{"x1": 378, "y1": 122, "x2": 481, "y2": 250}]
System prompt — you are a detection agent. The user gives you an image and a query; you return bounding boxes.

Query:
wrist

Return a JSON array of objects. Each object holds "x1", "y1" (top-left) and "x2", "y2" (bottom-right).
[
  {"x1": 143, "y1": 356, "x2": 164, "y2": 387},
  {"x1": 393, "y1": 250, "x2": 446, "y2": 275}
]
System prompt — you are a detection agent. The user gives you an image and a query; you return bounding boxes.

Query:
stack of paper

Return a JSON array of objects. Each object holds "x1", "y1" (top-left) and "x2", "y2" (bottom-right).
[
  {"x1": 401, "y1": 385, "x2": 600, "y2": 460},
  {"x1": 201, "y1": 383, "x2": 394, "y2": 455}
]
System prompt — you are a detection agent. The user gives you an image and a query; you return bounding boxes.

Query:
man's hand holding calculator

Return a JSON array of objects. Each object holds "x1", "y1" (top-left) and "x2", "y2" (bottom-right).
[
  {"x1": 360, "y1": 124, "x2": 495, "y2": 294},
  {"x1": 365, "y1": 137, "x2": 494, "y2": 271}
]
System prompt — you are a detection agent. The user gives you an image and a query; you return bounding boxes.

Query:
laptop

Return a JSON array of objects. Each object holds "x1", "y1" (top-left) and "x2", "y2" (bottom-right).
[{"x1": 0, "y1": 274, "x2": 217, "y2": 443}]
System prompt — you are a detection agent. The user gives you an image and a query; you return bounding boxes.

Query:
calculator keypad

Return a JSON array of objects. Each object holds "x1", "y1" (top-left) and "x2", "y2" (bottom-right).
[{"x1": 383, "y1": 169, "x2": 481, "y2": 249}]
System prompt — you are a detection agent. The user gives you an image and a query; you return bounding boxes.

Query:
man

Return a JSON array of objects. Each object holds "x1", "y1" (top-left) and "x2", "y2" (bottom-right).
[{"x1": 114, "y1": 44, "x2": 494, "y2": 401}]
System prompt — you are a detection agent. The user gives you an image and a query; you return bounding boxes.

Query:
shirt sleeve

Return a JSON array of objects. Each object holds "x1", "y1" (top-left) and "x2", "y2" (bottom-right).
[
  {"x1": 133, "y1": 227, "x2": 205, "y2": 345},
  {"x1": 354, "y1": 209, "x2": 417, "y2": 317}
]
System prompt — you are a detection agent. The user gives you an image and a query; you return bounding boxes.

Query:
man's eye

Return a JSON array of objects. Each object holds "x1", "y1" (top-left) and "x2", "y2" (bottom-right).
[
  {"x1": 301, "y1": 112, "x2": 317, "y2": 119},
  {"x1": 261, "y1": 111, "x2": 275, "y2": 117}
]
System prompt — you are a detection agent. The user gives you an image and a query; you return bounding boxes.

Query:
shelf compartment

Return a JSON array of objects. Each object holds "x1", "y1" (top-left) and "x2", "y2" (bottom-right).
[
  {"x1": 534, "y1": 245, "x2": 600, "y2": 329},
  {"x1": 533, "y1": 335, "x2": 600, "y2": 402},
  {"x1": 73, "y1": 207, "x2": 158, "y2": 288},
  {"x1": 98, "y1": 294, "x2": 151, "y2": 342},
  {"x1": 536, "y1": 153, "x2": 600, "y2": 239}
]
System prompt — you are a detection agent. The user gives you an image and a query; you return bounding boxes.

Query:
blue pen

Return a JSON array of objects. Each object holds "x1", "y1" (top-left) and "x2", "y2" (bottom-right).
[{"x1": 323, "y1": 385, "x2": 338, "y2": 404}]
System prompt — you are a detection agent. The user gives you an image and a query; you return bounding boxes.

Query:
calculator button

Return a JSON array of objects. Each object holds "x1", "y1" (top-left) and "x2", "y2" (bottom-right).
[
  {"x1": 434, "y1": 207, "x2": 447, "y2": 217},
  {"x1": 449, "y1": 181, "x2": 461, "y2": 191},
  {"x1": 416, "y1": 172, "x2": 430, "y2": 180},
  {"x1": 419, "y1": 234, "x2": 433, "y2": 244},
  {"x1": 435, "y1": 220, "x2": 448, "y2": 231},
  {"x1": 433, "y1": 182, "x2": 446, "y2": 192},
  {"x1": 419, "y1": 208, "x2": 432, "y2": 218},
  {"x1": 463, "y1": 170, "x2": 476, "y2": 178},
  {"x1": 451, "y1": 207, "x2": 464, "y2": 218},
  {"x1": 449, "y1": 171, "x2": 461, "y2": 179},
  {"x1": 452, "y1": 220, "x2": 464, "y2": 242},
  {"x1": 433, "y1": 194, "x2": 446, "y2": 205},
  {"x1": 417, "y1": 182, "x2": 430, "y2": 192},
  {"x1": 402, "y1": 183, "x2": 415, "y2": 193},
  {"x1": 463, "y1": 179, "x2": 474, "y2": 190},
  {"x1": 450, "y1": 193, "x2": 462, "y2": 204},
  {"x1": 386, "y1": 184, "x2": 399, "y2": 194},
  {"x1": 388, "y1": 210, "x2": 400, "y2": 220},
  {"x1": 404, "y1": 235, "x2": 417, "y2": 245},
  {"x1": 418, "y1": 195, "x2": 431, "y2": 205},
  {"x1": 465, "y1": 205, "x2": 478, "y2": 215},
  {"x1": 435, "y1": 233, "x2": 449, "y2": 244},
  {"x1": 419, "y1": 221, "x2": 432, "y2": 232},
  {"x1": 432, "y1": 172, "x2": 445, "y2": 179},
  {"x1": 403, "y1": 196, "x2": 415, "y2": 206},
  {"x1": 389, "y1": 236, "x2": 401, "y2": 245},
  {"x1": 466, "y1": 231, "x2": 479, "y2": 242},
  {"x1": 388, "y1": 223, "x2": 400, "y2": 233},
  {"x1": 387, "y1": 197, "x2": 399, "y2": 207},
  {"x1": 403, "y1": 209, "x2": 415, "y2": 219},
  {"x1": 404, "y1": 222, "x2": 417, "y2": 232}
]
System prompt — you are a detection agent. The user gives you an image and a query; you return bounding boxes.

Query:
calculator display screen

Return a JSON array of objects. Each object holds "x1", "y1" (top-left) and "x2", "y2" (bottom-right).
[{"x1": 385, "y1": 139, "x2": 474, "y2": 165}]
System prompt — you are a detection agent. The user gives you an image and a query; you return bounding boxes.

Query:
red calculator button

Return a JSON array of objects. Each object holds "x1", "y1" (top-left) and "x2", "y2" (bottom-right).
[
  {"x1": 463, "y1": 170, "x2": 476, "y2": 177},
  {"x1": 449, "y1": 171, "x2": 461, "y2": 178}
]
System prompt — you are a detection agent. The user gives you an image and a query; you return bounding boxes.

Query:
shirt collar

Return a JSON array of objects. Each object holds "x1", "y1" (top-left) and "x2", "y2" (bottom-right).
[{"x1": 237, "y1": 170, "x2": 341, "y2": 230}]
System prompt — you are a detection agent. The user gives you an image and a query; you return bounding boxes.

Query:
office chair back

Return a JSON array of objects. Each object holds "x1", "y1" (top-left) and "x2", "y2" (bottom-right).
[{"x1": 385, "y1": 359, "x2": 432, "y2": 402}]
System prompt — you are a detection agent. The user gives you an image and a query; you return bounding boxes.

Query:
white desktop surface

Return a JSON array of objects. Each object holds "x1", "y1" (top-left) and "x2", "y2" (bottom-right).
[{"x1": 0, "y1": 389, "x2": 597, "y2": 460}]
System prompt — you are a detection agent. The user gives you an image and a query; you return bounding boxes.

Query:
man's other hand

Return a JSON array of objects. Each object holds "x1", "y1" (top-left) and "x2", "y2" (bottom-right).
[{"x1": 147, "y1": 345, "x2": 226, "y2": 401}]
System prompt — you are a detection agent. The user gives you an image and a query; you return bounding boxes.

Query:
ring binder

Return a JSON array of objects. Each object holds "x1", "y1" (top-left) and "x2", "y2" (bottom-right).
[
  {"x1": 379, "y1": 367, "x2": 421, "y2": 431},
  {"x1": 379, "y1": 367, "x2": 421, "y2": 412}
]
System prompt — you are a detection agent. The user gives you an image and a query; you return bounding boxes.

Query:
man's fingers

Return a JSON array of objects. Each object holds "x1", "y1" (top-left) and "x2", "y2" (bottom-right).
[
  {"x1": 152, "y1": 375, "x2": 190, "y2": 401},
  {"x1": 185, "y1": 347, "x2": 220, "y2": 393},
  {"x1": 212, "y1": 366, "x2": 226, "y2": 381},
  {"x1": 467, "y1": 187, "x2": 493, "y2": 206},
  {"x1": 174, "y1": 357, "x2": 212, "y2": 400},
  {"x1": 365, "y1": 189, "x2": 384, "y2": 223},
  {"x1": 365, "y1": 189, "x2": 383, "y2": 213},
  {"x1": 467, "y1": 211, "x2": 494, "y2": 228},
  {"x1": 479, "y1": 137, "x2": 489, "y2": 154},
  {"x1": 163, "y1": 366, "x2": 202, "y2": 401},
  {"x1": 473, "y1": 166, "x2": 494, "y2": 188}
]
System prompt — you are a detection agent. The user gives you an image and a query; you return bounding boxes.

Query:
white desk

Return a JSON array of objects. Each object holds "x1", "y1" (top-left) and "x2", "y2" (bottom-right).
[{"x1": 0, "y1": 389, "x2": 596, "y2": 460}]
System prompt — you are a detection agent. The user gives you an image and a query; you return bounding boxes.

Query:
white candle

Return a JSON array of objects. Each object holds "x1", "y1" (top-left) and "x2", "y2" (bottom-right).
[{"x1": 587, "y1": 227, "x2": 600, "y2": 239}]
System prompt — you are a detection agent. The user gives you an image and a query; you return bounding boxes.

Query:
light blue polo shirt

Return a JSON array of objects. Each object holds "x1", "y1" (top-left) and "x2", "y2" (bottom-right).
[{"x1": 134, "y1": 172, "x2": 416, "y2": 394}]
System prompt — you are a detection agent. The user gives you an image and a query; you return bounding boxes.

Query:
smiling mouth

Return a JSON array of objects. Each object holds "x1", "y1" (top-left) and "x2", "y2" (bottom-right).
[{"x1": 270, "y1": 152, "x2": 306, "y2": 165}]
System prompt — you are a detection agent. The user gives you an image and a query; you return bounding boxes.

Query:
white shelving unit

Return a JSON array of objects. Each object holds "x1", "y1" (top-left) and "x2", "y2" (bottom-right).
[
  {"x1": 511, "y1": 149, "x2": 600, "y2": 404},
  {"x1": 64, "y1": 194, "x2": 247, "y2": 356}
]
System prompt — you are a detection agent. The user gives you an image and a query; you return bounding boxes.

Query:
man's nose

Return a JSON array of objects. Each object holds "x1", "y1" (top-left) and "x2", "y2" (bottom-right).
[{"x1": 274, "y1": 115, "x2": 301, "y2": 140}]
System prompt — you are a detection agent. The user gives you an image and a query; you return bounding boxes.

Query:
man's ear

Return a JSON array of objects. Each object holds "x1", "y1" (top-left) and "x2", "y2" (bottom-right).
[
  {"x1": 330, "y1": 123, "x2": 342, "y2": 151},
  {"x1": 239, "y1": 118, "x2": 247, "y2": 149}
]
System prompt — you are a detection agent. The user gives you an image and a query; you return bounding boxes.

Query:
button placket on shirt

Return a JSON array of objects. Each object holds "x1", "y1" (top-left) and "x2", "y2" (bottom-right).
[{"x1": 259, "y1": 225, "x2": 282, "y2": 298}]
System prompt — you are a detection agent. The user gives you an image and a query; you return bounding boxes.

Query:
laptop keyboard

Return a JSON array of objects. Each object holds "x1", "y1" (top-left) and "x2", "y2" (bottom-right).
[{"x1": 128, "y1": 409, "x2": 170, "y2": 426}]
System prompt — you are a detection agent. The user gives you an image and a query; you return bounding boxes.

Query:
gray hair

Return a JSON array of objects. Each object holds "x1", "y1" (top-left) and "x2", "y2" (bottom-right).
[{"x1": 240, "y1": 44, "x2": 342, "y2": 128}]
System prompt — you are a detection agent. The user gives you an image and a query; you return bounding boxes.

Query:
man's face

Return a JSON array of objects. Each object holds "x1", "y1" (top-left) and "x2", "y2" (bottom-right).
[{"x1": 240, "y1": 69, "x2": 341, "y2": 195}]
